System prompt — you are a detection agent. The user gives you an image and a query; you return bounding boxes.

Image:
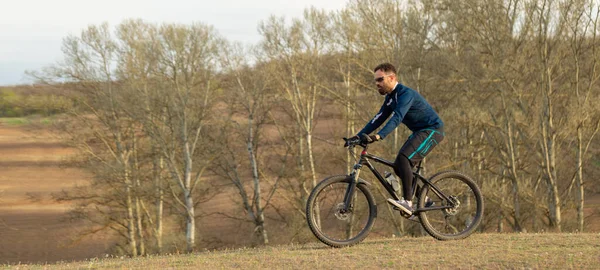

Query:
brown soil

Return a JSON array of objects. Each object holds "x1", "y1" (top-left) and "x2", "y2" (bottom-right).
[{"x1": 0, "y1": 124, "x2": 111, "y2": 264}]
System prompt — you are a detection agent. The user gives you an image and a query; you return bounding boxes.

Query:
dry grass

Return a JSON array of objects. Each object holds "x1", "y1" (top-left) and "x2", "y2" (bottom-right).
[{"x1": 4, "y1": 233, "x2": 599, "y2": 269}]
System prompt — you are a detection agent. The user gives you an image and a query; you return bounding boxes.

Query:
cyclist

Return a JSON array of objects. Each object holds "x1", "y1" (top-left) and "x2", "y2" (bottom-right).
[{"x1": 348, "y1": 63, "x2": 444, "y2": 217}]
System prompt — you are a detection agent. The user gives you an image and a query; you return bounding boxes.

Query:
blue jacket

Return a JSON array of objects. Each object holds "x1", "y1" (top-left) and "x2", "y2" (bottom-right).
[{"x1": 358, "y1": 83, "x2": 443, "y2": 139}]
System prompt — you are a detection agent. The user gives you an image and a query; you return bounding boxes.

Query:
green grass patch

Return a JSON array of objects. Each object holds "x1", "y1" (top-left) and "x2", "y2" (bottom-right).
[
  {"x1": 37, "y1": 117, "x2": 56, "y2": 125},
  {"x1": 0, "y1": 116, "x2": 57, "y2": 126},
  {"x1": 3, "y1": 233, "x2": 599, "y2": 269},
  {"x1": 0, "y1": 117, "x2": 30, "y2": 125}
]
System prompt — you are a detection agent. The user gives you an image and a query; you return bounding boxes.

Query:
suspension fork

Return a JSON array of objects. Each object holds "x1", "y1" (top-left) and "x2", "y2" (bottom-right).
[{"x1": 342, "y1": 162, "x2": 363, "y2": 211}]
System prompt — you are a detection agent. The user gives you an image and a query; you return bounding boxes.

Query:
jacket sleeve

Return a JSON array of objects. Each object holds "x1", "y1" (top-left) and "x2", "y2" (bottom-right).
[
  {"x1": 377, "y1": 91, "x2": 414, "y2": 139},
  {"x1": 357, "y1": 101, "x2": 392, "y2": 136}
]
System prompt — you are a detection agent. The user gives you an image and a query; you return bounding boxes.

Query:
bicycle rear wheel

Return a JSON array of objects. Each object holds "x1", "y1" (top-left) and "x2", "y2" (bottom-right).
[
  {"x1": 417, "y1": 171, "x2": 483, "y2": 240},
  {"x1": 306, "y1": 175, "x2": 377, "y2": 247}
]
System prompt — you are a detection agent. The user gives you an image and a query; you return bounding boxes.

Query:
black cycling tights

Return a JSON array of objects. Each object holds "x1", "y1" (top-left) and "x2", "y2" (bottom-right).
[{"x1": 393, "y1": 154, "x2": 414, "y2": 200}]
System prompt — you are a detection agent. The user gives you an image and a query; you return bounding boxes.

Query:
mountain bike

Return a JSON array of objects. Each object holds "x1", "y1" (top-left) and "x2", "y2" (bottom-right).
[{"x1": 306, "y1": 137, "x2": 484, "y2": 247}]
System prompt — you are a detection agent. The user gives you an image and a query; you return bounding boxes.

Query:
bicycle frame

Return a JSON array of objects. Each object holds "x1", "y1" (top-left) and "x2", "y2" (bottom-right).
[{"x1": 344, "y1": 143, "x2": 456, "y2": 214}]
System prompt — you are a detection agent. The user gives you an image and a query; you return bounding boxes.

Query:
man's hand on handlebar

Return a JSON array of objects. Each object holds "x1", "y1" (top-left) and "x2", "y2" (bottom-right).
[
  {"x1": 343, "y1": 135, "x2": 360, "y2": 147},
  {"x1": 344, "y1": 133, "x2": 380, "y2": 147},
  {"x1": 359, "y1": 133, "x2": 380, "y2": 144}
]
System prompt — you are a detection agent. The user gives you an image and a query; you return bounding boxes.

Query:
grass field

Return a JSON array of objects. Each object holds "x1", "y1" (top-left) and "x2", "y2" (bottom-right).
[
  {"x1": 1, "y1": 116, "x2": 599, "y2": 267},
  {"x1": 3, "y1": 233, "x2": 598, "y2": 269}
]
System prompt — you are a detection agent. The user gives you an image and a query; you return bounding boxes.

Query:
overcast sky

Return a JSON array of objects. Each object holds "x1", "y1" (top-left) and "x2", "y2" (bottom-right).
[{"x1": 0, "y1": 0, "x2": 350, "y2": 86}]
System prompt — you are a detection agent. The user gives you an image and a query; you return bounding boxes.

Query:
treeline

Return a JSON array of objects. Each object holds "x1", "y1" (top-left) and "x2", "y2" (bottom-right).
[
  {"x1": 30, "y1": 0, "x2": 600, "y2": 256},
  {"x1": 0, "y1": 87, "x2": 72, "y2": 117}
]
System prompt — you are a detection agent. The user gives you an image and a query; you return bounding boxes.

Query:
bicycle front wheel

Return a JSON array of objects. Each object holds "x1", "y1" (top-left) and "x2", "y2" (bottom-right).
[
  {"x1": 306, "y1": 175, "x2": 377, "y2": 247},
  {"x1": 417, "y1": 171, "x2": 484, "y2": 240}
]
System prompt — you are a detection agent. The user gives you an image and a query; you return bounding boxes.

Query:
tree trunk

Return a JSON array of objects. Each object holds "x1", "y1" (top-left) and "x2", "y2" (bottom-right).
[
  {"x1": 256, "y1": 212, "x2": 269, "y2": 245},
  {"x1": 541, "y1": 116, "x2": 561, "y2": 231},
  {"x1": 576, "y1": 128, "x2": 584, "y2": 232},
  {"x1": 505, "y1": 121, "x2": 522, "y2": 232},
  {"x1": 185, "y1": 189, "x2": 195, "y2": 252},
  {"x1": 498, "y1": 172, "x2": 506, "y2": 233},
  {"x1": 184, "y1": 153, "x2": 195, "y2": 252},
  {"x1": 540, "y1": 30, "x2": 562, "y2": 231},
  {"x1": 154, "y1": 154, "x2": 164, "y2": 252},
  {"x1": 132, "y1": 136, "x2": 145, "y2": 255},
  {"x1": 135, "y1": 197, "x2": 146, "y2": 255},
  {"x1": 248, "y1": 115, "x2": 269, "y2": 245},
  {"x1": 307, "y1": 133, "x2": 318, "y2": 189},
  {"x1": 346, "y1": 69, "x2": 354, "y2": 173},
  {"x1": 125, "y1": 184, "x2": 138, "y2": 256}
]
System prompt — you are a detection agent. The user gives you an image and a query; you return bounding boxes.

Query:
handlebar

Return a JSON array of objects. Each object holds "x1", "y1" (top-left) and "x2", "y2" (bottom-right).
[{"x1": 343, "y1": 137, "x2": 368, "y2": 149}]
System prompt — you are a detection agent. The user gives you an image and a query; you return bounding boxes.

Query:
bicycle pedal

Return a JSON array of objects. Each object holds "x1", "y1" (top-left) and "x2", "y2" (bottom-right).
[
  {"x1": 387, "y1": 199, "x2": 413, "y2": 216},
  {"x1": 391, "y1": 206, "x2": 412, "y2": 217},
  {"x1": 407, "y1": 215, "x2": 420, "y2": 222},
  {"x1": 400, "y1": 212, "x2": 412, "y2": 219}
]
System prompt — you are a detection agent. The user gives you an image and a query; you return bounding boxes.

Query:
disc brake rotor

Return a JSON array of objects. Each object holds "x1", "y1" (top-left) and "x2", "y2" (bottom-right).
[
  {"x1": 444, "y1": 196, "x2": 460, "y2": 216},
  {"x1": 334, "y1": 203, "x2": 351, "y2": 221}
]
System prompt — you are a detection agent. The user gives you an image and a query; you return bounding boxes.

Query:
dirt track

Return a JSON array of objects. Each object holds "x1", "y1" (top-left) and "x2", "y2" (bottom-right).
[{"x1": 0, "y1": 124, "x2": 110, "y2": 264}]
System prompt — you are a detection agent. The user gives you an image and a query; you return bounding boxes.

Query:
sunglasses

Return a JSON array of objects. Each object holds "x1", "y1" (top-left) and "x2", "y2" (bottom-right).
[{"x1": 374, "y1": 74, "x2": 393, "y2": 82}]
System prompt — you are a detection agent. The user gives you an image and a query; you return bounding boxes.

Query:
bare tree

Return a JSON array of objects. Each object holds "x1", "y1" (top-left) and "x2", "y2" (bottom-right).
[
  {"x1": 211, "y1": 41, "x2": 290, "y2": 245},
  {"x1": 563, "y1": 0, "x2": 600, "y2": 232},
  {"x1": 533, "y1": 0, "x2": 571, "y2": 231},
  {"x1": 36, "y1": 23, "x2": 146, "y2": 256},
  {"x1": 258, "y1": 9, "x2": 332, "y2": 203},
  {"x1": 116, "y1": 19, "x2": 167, "y2": 253},
  {"x1": 138, "y1": 23, "x2": 222, "y2": 252}
]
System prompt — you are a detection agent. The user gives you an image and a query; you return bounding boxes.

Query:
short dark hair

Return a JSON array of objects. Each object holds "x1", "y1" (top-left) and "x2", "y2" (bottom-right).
[{"x1": 374, "y1": 63, "x2": 397, "y2": 74}]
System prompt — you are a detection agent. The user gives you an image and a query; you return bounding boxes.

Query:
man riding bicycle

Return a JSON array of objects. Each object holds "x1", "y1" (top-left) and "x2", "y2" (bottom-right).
[{"x1": 349, "y1": 63, "x2": 444, "y2": 217}]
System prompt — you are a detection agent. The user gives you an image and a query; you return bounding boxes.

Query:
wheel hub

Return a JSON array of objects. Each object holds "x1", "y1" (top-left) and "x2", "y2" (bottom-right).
[
  {"x1": 334, "y1": 203, "x2": 351, "y2": 220},
  {"x1": 444, "y1": 196, "x2": 460, "y2": 216}
]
